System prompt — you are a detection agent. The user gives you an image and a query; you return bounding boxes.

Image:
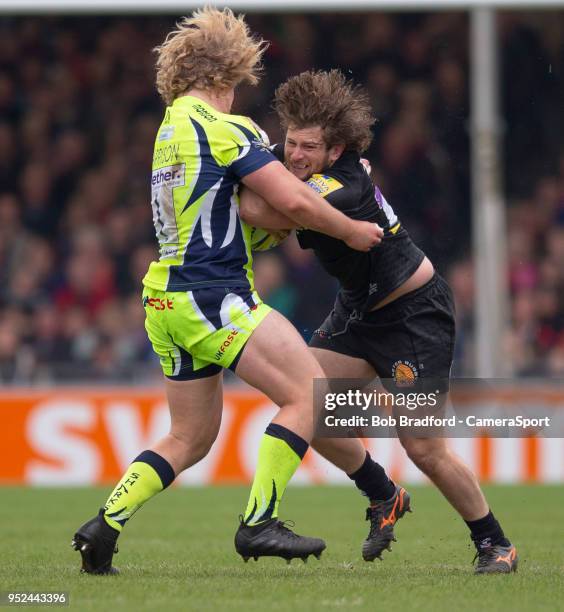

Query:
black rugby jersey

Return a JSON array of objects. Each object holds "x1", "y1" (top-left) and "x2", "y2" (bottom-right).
[{"x1": 273, "y1": 144, "x2": 425, "y2": 311}]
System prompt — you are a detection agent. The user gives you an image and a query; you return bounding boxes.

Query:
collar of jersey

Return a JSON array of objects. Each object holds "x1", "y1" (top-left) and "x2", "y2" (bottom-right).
[{"x1": 174, "y1": 94, "x2": 218, "y2": 112}]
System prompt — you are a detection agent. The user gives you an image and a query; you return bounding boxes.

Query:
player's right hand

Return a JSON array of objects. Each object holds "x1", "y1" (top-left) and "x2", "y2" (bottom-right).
[{"x1": 344, "y1": 220, "x2": 384, "y2": 252}]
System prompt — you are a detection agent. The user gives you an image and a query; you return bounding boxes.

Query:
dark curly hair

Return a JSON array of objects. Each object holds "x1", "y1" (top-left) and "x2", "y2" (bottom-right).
[{"x1": 274, "y1": 70, "x2": 375, "y2": 153}]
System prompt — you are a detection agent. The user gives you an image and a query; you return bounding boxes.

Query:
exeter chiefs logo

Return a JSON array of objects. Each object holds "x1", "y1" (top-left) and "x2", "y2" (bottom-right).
[{"x1": 391, "y1": 360, "x2": 418, "y2": 387}]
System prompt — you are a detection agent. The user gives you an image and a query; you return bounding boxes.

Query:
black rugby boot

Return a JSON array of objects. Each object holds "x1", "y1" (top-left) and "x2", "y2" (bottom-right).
[
  {"x1": 473, "y1": 542, "x2": 518, "y2": 574},
  {"x1": 71, "y1": 509, "x2": 119, "y2": 575},
  {"x1": 235, "y1": 517, "x2": 326, "y2": 564},
  {"x1": 362, "y1": 484, "x2": 411, "y2": 561}
]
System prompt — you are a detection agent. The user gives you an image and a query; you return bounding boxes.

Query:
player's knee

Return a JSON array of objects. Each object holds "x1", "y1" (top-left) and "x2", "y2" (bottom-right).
[
  {"x1": 285, "y1": 383, "x2": 313, "y2": 407},
  {"x1": 170, "y1": 429, "x2": 216, "y2": 468},
  {"x1": 293, "y1": 363, "x2": 327, "y2": 401},
  {"x1": 276, "y1": 368, "x2": 323, "y2": 409},
  {"x1": 401, "y1": 438, "x2": 447, "y2": 476},
  {"x1": 309, "y1": 358, "x2": 327, "y2": 381}
]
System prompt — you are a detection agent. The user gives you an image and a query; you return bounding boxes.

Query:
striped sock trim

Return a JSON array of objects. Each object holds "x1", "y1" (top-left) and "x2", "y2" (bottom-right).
[
  {"x1": 265, "y1": 423, "x2": 308, "y2": 459},
  {"x1": 133, "y1": 450, "x2": 175, "y2": 488}
]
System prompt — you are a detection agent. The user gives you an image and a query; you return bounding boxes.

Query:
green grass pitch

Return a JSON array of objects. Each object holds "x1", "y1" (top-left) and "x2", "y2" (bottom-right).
[{"x1": 1, "y1": 485, "x2": 562, "y2": 611}]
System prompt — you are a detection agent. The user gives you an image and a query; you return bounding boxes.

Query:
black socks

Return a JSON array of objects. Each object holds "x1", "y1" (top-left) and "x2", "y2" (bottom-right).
[
  {"x1": 466, "y1": 510, "x2": 511, "y2": 549},
  {"x1": 347, "y1": 451, "x2": 396, "y2": 501}
]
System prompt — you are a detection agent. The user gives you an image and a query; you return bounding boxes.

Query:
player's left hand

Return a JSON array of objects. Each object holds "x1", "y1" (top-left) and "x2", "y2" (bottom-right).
[{"x1": 343, "y1": 220, "x2": 384, "y2": 252}]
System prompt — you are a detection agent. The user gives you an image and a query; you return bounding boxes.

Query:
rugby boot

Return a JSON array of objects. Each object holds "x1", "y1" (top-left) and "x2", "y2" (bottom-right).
[
  {"x1": 235, "y1": 517, "x2": 326, "y2": 564},
  {"x1": 362, "y1": 484, "x2": 411, "y2": 561},
  {"x1": 473, "y1": 542, "x2": 518, "y2": 574},
  {"x1": 71, "y1": 509, "x2": 119, "y2": 575}
]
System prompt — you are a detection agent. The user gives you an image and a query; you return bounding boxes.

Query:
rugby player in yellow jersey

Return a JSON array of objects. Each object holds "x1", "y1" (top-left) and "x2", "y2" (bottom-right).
[
  {"x1": 71, "y1": 8, "x2": 383, "y2": 574},
  {"x1": 240, "y1": 70, "x2": 517, "y2": 574}
]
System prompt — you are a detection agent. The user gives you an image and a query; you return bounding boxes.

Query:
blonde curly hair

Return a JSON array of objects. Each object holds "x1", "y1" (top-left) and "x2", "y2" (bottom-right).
[{"x1": 154, "y1": 7, "x2": 267, "y2": 105}]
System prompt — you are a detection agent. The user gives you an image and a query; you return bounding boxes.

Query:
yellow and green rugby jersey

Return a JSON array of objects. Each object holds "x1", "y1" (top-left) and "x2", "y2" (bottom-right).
[{"x1": 143, "y1": 95, "x2": 276, "y2": 292}]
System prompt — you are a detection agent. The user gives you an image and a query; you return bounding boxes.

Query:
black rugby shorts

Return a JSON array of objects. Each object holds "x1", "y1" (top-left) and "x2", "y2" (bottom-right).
[{"x1": 309, "y1": 274, "x2": 455, "y2": 393}]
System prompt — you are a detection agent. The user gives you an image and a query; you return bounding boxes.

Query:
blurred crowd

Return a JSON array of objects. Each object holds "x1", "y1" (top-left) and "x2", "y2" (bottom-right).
[{"x1": 0, "y1": 11, "x2": 562, "y2": 383}]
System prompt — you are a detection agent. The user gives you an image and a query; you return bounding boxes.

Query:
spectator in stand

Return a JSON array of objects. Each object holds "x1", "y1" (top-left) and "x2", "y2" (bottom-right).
[{"x1": 0, "y1": 12, "x2": 561, "y2": 381}]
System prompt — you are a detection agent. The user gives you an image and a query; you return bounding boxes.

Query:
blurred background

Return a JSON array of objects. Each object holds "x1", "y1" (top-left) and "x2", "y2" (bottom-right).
[
  {"x1": 0, "y1": 10, "x2": 563, "y2": 384},
  {"x1": 0, "y1": 4, "x2": 563, "y2": 487}
]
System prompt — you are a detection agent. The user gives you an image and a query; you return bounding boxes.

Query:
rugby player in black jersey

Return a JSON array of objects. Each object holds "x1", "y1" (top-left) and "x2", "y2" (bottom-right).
[{"x1": 240, "y1": 70, "x2": 517, "y2": 573}]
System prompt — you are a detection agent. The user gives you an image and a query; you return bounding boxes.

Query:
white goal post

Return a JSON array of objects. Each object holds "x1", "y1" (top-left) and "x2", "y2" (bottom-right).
[{"x1": 2, "y1": 0, "x2": 562, "y2": 376}]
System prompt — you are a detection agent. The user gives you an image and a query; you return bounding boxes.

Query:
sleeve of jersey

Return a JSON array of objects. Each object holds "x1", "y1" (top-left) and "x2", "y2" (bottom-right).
[
  {"x1": 228, "y1": 125, "x2": 277, "y2": 179},
  {"x1": 271, "y1": 143, "x2": 285, "y2": 162},
  {"x1": 305, "y1": 174, "x2": 348, "y2": 206}
]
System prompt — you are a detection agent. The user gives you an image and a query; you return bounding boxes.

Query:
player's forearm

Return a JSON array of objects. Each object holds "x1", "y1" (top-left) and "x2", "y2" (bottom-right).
[
  {"x1": 242, "y1": 161, "x2": 356, "y2": 242},
  {"x1": 239, "y1": 188, "x2": 298, "y2": 230},
  {"x1": 277, "y1": 182, "x2": 356, "y2": 241}
]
